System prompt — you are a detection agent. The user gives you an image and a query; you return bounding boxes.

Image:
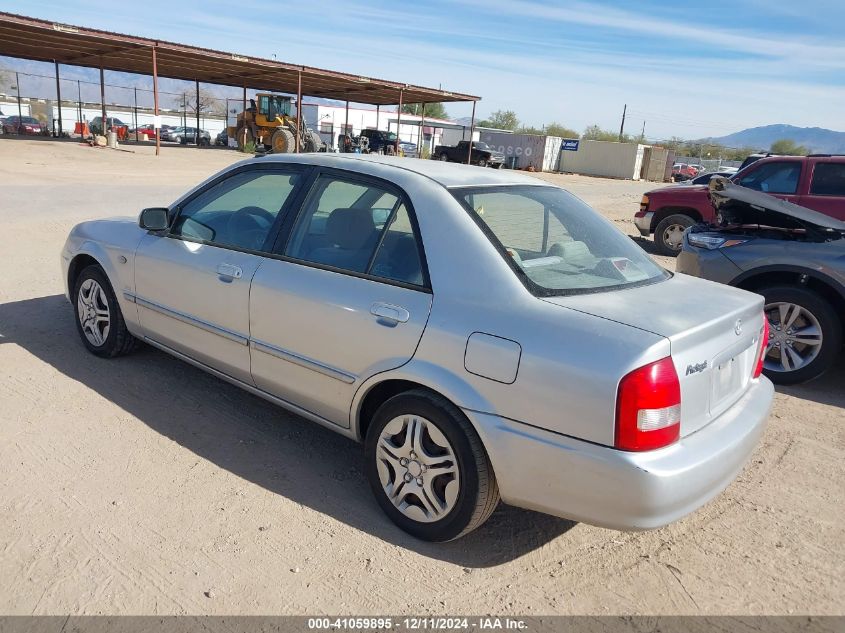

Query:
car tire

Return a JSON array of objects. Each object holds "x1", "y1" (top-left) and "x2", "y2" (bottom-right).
[
  {"x1": 364, "y1": 389, "x2": 499, "y2": 542},
  {"x1": 654, "y1": 213, "x2": 695, "y2": 256},
  {"x1": 477, "y1": 159, "x2": 488, "y2": 167},
  {"x1": 758, "y1": 285, "x2": 841, "y2": 385},
  {"x1": 73, "y1": 264, "x2": 138, "y2": 358},
  {"x1": 439, "y1": 153, "x2": 449, "y2": 162},
  {"x1": 174, "y1": 136, "x2": 181, "y2": 144}
]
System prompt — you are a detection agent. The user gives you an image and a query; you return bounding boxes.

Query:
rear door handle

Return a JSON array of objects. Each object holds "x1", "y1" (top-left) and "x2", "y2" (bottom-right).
[
  {"x1": 217, "y1": 263, "x2": 243, "y2": 279},
  {"x1": 370, "y1": 302, "x2": 410, "y2": 323}
]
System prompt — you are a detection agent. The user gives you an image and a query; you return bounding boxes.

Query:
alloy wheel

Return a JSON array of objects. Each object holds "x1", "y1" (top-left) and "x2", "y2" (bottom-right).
[
  {"x1": 77, "y1": 278, "x2": 111, "y2": 347},
  {"x1": 375, "y1": 415, "x2": 460, "y2": 523},
  {"x1": 764, "y1": 301, "x2": 823, "y2": 373}
]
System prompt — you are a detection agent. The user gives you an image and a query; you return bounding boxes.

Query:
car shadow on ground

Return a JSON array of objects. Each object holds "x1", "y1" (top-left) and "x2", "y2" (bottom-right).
[
  {"x1": 777, "y1": 356, "x2": 845, "y2": 409},
  {"x1": 0, "y1": 294, "x2": 575, "y2": 567},
  {"x1": 629, "y1": 235, "x2": 666, "y2": 257}
]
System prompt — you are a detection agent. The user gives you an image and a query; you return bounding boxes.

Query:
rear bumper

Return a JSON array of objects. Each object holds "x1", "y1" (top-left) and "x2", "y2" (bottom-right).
[
  {"x1": 634, "y1": 211, "x2": 654, "y2": 236},
  {"x1": 465, "y1": 376, "x2": 773, "y2": 530}
]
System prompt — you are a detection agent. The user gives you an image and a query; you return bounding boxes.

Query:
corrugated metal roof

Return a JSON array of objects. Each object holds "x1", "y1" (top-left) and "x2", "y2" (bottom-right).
[{"x1": 0, "y1": 12, "x2": 479, "y2": 106}]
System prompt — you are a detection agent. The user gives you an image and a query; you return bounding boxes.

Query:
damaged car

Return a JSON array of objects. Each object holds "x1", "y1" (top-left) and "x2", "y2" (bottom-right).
[{"x1": 678, "y1": 177, "x2": 845, "y2": 384}]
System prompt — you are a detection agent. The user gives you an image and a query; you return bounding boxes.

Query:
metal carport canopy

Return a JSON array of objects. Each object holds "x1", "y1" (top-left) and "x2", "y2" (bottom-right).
[{"x1": 0, "y1": 12, "x2": 479, "y2": 105}]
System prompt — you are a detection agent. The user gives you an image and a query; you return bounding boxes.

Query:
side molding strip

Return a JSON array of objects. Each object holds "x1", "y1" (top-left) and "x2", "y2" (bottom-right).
[
  {"x1": 251, "y1": 339, "x2": 357, "y2": 384},
  {"x1": 130, "y1": 293, "x2": 249, "y2": 346},
  {"x1": 127, "y1": 293, "x2": 356, "y2": 383}
]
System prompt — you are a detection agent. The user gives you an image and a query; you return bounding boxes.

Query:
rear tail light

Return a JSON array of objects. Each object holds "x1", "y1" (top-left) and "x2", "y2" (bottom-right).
[
  {"x1": 615, "y1": 357, "x2": 681, "y2": 451},
  {"x1": 639, "y1": 195, "x2": 649, "y2": 212},
  {"x1": 753, "y1": 315, "x2": 770, "y2": 379}
]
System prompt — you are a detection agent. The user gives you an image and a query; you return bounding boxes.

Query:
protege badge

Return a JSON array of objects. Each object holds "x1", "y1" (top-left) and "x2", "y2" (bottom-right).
[{"x1": 686, "y1": 361, "x2": 708, "y2": 376}]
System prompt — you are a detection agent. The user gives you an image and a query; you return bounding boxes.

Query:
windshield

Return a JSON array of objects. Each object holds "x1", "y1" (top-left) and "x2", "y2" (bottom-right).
[{"x1": 453, "y1": 185, "x2": 669, "y2": 295}]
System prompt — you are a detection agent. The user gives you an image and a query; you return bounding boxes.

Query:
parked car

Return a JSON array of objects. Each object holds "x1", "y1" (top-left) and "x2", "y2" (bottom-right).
[
  {"x1": 215, "y1": 129, "x2": 229, "y2": 146},
  {"x1": 678, "y1": 177, "x2": 845, "y2": 384},
  {"x1": 159, "y1": 126, "x2": 186, "y2": 142},
  {"x1": 399, "y1": 141, "x2": 418, "y2": 158},
  {"x1": 89, "y1": 116, "x2": 128, "y2": 136},
  {"x1": 738, "y1": 152, "x2": 775, "y2": 171},
  {"x1": 434, "y1": 140, "x2": 505, "y2": 168},
  {"x1": 671, "y1": 163, "x2": 698, "y2": 182},
  {"x1": 636, "y1": 154, "x2": 845, "y2": 255},
  {"x1": 684, "y1": 170, "x2": 739, "y2": 186},
  {"x1": 129, "y1": 124, "x2": 157, "y2": 140},
  {"x1": 61, "y1": 154, "x2": 772, "y2": 541},
  {"x1": 2, "y1": 115, "x2": 43, "y2": 135},
  {"x1": 161, "y1": 126, "x2": 211, "y2": 145}
]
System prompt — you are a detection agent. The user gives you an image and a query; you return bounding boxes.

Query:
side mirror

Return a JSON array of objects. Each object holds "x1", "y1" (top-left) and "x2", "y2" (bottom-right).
[{"x1": 139, "y1": 207, "x2": 170, "y2": 231}]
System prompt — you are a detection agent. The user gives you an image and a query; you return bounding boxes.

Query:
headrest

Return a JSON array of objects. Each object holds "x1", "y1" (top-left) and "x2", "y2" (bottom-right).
[{"x1": 326, "y1": 208, "x2": 375, "y2": 250}]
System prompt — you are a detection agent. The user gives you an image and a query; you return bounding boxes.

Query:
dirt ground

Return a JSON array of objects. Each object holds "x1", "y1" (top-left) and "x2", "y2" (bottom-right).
[{"x1": 0, "y1": 138, "x2": 842, "y2": 615}]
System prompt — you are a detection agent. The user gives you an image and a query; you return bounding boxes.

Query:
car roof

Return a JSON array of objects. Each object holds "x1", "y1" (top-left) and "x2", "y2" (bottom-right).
[{"x1": 249, "y1": 153, "x2": 545, "y2": 188}]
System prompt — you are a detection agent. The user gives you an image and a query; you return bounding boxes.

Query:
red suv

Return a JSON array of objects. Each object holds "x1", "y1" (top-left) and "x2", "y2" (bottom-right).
[{"x1": 636, "y1": 155, "x2": 845, "y2": 255}]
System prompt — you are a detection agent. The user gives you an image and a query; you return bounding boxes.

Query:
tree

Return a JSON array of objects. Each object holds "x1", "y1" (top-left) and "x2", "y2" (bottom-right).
[
  {"x1": 770, "y1": 138, "x2": 808, "y2": 156},
  {"x1": 401, "y1": 102, "x2": 448, "y2": 120},
  {"x1": 483, "y1": 109, "x2": 519, "y2": 131},
  {"x1": 516, "y1": 125, "x2": 543, "y2": 135},
  {"x1": 177, "y1": 88, "x2": 225, "y2": 117},
  {"x1": 582, "y1": 124, "x2": 629, "y2": 143},
  {"x1": 545, "y1": 122, "x2": 579, "y2": 139}
]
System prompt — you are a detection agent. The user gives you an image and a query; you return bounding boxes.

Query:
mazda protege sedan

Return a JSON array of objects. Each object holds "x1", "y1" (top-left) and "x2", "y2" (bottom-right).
[{"x1": 61, "y1": 154, "x2": 773, "y2": 541}]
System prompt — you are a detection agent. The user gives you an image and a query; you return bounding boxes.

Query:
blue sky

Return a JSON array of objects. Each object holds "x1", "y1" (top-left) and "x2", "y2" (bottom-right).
[{"x1": 2, "y1": 0, "x2": 844, "y2": 140}]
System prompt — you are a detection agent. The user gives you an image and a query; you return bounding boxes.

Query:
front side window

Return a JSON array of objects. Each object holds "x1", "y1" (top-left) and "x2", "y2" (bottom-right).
[
  {"x1": 453, "y1": 185, "x2": 668, "y2": 295},
  {"x1": 810, "y1": 163, "x2": 845, "y2": 196},
  {"x1": 283, "y1": 174, "x2": 426, "y2": 285},
  {"x1": 739, "y1": 161, "x2": 801, "y2": 194},
  {"x1": 171, "y1": 169, "x2": 301, "y2": 252}
]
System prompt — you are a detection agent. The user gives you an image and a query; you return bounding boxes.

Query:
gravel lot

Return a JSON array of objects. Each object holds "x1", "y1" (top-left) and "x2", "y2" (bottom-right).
[{"x1": 1, "y1": 138, "x2": 842, "y2": 615}]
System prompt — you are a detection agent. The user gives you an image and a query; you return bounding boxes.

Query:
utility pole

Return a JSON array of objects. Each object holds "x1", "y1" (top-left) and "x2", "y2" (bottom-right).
[
  {"x1": 54, "y1": 61, "x2": 63, "y2": 137},
  {"x1": 640, "y1": 120, "x2": 646, "y2": 142},
  {"x1": 15, "y1": 71, "x2": 22, "y2": 124},
  {"x1": 195, "y1": 79, "x2": 200, "y2": 146},
  {"x1": 134, "y1": 87, "x2": 138, "y2": 141},
  {"x1": 618, "y1": 103, "x2": 626, "y2": 142}
]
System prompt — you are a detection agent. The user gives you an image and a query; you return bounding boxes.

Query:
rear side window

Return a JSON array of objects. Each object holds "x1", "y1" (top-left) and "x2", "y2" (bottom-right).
[
  {"x1": 284, "y1": 174, "x2": 426, "y2": 287},
  {"x1": 810, "y1": 163, "x2": 845, "y2": 196},
  {"x1": 369, "y1": 205, "x2": 424, "y2": 285},
  {"x1": 738, "y1": 161, "x2": 801, "y2": 194}
]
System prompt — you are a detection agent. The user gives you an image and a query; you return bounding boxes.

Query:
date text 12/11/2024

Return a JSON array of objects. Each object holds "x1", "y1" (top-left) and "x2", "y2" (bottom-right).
[{"x1": 306, "y1": 617, "x2": 528, "y2": 630}]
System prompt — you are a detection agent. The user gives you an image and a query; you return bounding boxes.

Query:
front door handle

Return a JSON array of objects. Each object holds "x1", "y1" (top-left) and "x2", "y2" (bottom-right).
[
  {"x1": 216, "y1": 263, "x2": 243, "y2": 279},
  {"x1": 370, "y1": 302, "x2": 410, "y2": 323}
]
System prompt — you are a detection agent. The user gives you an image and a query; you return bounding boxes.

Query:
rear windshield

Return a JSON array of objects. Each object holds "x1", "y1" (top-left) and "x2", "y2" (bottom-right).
[{"x1": 453, "y1": 185, "x2": 669, "y2": 296}]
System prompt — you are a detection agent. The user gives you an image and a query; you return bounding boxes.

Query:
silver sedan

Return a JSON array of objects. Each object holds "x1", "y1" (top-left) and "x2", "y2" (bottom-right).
[{"x1": 61, "y1": 154, "x2": 773, "y2": 541}]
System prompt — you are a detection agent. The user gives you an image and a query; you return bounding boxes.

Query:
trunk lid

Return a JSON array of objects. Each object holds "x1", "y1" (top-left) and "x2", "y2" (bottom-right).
[{"x1": 543, "y1": 274, "x2": 765, "y2": 437}]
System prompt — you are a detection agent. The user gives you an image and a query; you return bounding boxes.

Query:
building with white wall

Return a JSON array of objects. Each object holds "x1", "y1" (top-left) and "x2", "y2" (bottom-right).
[{"x1": 300, "y1": 102, "x2": 451, "y2": 154}]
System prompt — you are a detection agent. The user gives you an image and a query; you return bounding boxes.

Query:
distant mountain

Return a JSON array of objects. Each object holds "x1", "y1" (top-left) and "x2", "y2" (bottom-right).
[{"x1": 703, "y1": 124, "x2": 845, "y2": 154}]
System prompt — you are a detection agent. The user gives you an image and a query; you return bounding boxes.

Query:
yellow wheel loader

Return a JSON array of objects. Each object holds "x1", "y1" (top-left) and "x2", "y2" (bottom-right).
[{"x1": 234, "y1": 93, "x2": 322, "y2": 153}]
